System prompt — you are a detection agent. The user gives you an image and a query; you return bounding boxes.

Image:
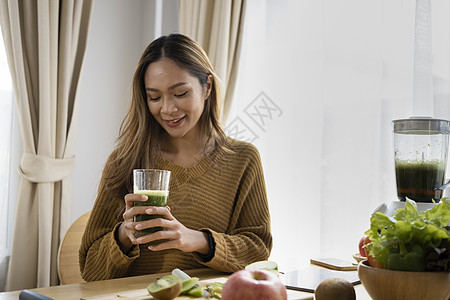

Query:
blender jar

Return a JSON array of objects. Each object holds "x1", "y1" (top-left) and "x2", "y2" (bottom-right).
[{"x1": 393, "y1": 118, "x2": 450, "y2": 203}]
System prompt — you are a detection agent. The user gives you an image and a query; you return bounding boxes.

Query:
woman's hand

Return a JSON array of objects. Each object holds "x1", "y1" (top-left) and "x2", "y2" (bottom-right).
[
  {"x1": 117, "y1": 193, "x2": 150, "y2": 254},
  {"x1": 134, "y1": 206, "x2": 210, "y2": 255}
]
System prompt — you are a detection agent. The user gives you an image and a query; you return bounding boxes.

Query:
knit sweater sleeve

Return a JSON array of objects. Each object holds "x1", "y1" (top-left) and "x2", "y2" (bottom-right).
[
  {"x1": 79, "y1": 156, "x2": 140, "y2": 281},
  {"x1": 195, "y1": 143, "x2": 273, "y2": 272}
]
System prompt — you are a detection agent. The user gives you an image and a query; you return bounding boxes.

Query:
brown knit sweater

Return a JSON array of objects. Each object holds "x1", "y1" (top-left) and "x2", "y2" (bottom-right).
[{"x1": 79, "y1": 138, "x2": 272, "y2": 281}]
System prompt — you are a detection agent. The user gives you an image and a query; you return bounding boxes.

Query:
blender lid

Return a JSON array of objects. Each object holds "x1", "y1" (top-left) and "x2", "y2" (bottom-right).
[{"x1": 392, "y1": 117, "x2": 450, "y2": 134}]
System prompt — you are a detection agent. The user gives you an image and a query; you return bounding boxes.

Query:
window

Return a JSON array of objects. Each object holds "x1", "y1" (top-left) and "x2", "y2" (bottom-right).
[
  {"x1": 0, "y1": 28, "x2": 14, "y2": 291},
  {"x1": 228, "y1": 0, "x2": 450, "y2": 272}
]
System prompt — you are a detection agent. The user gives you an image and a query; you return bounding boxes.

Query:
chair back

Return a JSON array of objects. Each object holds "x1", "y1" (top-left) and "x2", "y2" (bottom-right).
[{"x1": 57, "y1": 210, "x2": 91, "y2": 285}]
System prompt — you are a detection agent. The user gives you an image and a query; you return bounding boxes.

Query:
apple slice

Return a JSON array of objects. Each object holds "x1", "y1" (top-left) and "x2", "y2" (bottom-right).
[{"x1": 245, "y1": 260, "x2": 279, "y2": 276}]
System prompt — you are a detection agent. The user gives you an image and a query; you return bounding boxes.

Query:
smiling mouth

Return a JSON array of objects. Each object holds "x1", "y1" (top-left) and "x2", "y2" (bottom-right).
[
  {"x1": 165, "y1": 116, "x2": 185, "y2": 125},
  {"x1": 167, "y1": 117, "x2": 183, "y2": 123}
]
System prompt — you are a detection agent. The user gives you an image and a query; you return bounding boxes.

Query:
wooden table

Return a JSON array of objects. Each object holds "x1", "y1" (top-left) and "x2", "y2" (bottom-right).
[{"x1": 0, "y1": 268, "x2": 372, "y2": 300}]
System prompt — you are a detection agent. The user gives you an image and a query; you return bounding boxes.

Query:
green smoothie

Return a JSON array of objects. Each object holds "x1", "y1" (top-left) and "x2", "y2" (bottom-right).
[
  {"x1": 395, "y1": 160, "x2": 446, "y2": 203},
  {"x1": 134, "y1": 189, "x2": 169, "y2": 237}
]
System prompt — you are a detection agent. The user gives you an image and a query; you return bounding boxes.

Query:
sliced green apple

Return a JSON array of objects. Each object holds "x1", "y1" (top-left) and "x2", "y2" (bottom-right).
[{"x1": 245, "y1": 260, "x2": 279, "y2": 276}]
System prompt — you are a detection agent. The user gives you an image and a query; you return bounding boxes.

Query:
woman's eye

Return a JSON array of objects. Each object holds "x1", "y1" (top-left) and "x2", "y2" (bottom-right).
[
  {"x1": 175, "y1": 91, "x2": 188, "y2": 98},
  {"x1": 147, "y1": 95, "x2": 160, "y2": 101}
]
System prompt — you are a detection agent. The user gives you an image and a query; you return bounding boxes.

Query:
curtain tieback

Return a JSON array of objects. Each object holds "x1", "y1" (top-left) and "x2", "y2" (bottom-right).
[{"x1": 19, "y1": 153, "x2": 76, "y2": 183}]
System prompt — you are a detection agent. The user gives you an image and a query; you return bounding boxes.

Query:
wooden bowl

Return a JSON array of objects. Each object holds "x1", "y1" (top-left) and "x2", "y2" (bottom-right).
[{"x1": 358, "y1": 260, "x2": 450, "y2": 300}]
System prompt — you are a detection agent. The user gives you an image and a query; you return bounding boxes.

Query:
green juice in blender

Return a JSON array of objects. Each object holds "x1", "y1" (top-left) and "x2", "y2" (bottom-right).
[
  {"x1": 393, "y1": 118, "x2": 450, "y2": 203},
  {"x1": 395, "y1": 160, "x2": 446, "y2": 202}
]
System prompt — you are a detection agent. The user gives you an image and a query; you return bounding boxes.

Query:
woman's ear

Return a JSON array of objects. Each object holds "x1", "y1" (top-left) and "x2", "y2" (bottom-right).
[{"x1": 204, "y1": 75, "x2": 213, "y2": 100}]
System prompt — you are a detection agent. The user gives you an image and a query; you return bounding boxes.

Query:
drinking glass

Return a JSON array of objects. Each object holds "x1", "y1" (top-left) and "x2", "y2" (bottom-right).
[{"x1": 133, "y1": 169, "x2": 171, "y2": 237}]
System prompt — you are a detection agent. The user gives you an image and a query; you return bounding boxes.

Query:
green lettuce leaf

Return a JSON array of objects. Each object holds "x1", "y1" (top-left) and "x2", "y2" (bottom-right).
[{"x1": 364, "y1": 198, "x2": 450, "y2": 269}]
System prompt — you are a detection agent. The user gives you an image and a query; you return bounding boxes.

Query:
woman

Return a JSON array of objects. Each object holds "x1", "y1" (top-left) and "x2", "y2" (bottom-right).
[{"x1": 79, "y1": 33, "x2": 272, "y2": 281}]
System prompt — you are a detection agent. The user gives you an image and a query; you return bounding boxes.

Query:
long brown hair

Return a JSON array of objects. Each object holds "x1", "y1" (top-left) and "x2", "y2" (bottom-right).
[{"x1": 103, "y1": 33, "x2": 227, "y2": 200}]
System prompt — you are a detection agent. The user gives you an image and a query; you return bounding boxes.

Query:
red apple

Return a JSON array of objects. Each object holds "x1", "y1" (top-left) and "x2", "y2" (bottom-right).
[
  {"x1": 362, "y1": 236, "x2": 383, "y2": 268},
  {"x1": 367, "y1": 254, "x2": 384, "y2": 269},
  {"x1": 358, "y1": 236, "x2": 368, "y2": 257},
  {"x1": 222, "y1": 269, "x2": 287, "y2": 300}
]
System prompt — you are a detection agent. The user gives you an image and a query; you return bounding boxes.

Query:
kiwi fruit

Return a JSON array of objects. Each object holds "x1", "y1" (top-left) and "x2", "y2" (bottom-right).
[
  {"x1": 315, "y1": 278, "x2": 356, "y2": 300},
  {"x1": 184, "y1": 284, "x2": 203, "y2": 297},
  {"x1": 180, "y1": 277, "x2": 199, "y2": 294},
  {"x1": 147, "y1": 275, "x2": 182, "y2": 300}
]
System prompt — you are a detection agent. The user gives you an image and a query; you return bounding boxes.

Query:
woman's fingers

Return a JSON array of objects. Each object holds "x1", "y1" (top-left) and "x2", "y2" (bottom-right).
[
  {"x1": 123, "y1": 205, "x2": 149, "y2": 221},
  {"x1": 143, "y1": 206, "x2": 174, "y2": 219},
  {"x1": 120, "y1": 205, "x2": 173, "y2": 245},
  {"x1": 127, "y1": 206, "x2": 173, "y2": 230},
  {"x1": 120, "y1": 204, "x2": 208, "y2": 253},
  {"x1": 122, "y1": 194, "x2": 152, "y2": 221},
  {"x1": 122, "y1": 194, "x2": 150, "y2": 246},
  {"x1": 142, "y1": 227, "x2": 205, "y2": 253},
  {"x1": 136, "y1": 224, "x2": 181, "y2": 245},
  {"x1": 124, "y1": 193, "x2": 148, "y2": 209},
  {"x1": 135, "y1": 214, "x2": 174, "y2": 231}
]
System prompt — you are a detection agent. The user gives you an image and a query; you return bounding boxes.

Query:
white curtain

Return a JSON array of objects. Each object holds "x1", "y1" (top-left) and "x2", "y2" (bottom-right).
[
  {"x1": 227, "y1": 0, "x2": 450, "y2": 272},
  {"x1": 0, "y1": 0, "x2": 92, "y2": 290},
  {"x1": 178, "y1": 0, "x2": 246, "y2": 122}
]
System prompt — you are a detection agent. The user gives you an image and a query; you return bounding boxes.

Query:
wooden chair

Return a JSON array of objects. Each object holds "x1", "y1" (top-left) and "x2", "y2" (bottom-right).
[{"x1": 57, "y1": 210, "x2": 91, "y2": 285}]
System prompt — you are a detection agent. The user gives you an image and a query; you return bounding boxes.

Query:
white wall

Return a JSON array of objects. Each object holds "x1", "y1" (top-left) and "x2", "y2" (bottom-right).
[{"x1": 73, "y1": 0, "x2": 179, "y2": 222}]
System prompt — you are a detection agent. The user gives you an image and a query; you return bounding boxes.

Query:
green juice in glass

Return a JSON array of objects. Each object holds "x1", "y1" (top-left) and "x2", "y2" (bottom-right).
[{"x1": 134, "y1": 189, "x2": 169, "y2": 237}]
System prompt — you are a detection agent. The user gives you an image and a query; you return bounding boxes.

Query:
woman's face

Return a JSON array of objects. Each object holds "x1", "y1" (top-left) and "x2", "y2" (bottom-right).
[{"x1": 144, "y1": 58, "x2": 211, "y2": 141}]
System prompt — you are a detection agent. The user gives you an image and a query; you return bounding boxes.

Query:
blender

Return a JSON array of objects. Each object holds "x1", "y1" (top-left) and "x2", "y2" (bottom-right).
[{"x1": 393, "y1": 117, "x2": 450, "y2": 203}]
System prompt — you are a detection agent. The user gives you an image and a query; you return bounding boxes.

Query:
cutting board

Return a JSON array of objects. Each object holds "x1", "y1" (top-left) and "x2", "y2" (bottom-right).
[
  {"x1": 82, "y1": 276, "x2": 312, "y2": 300},
  {"x1": 82, "y1": 277, "x2": 228, "y2": 300}
]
